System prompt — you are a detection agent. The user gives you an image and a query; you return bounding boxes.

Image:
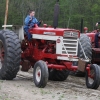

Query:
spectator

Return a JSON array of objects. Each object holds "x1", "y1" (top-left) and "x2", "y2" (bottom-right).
[{"x1": 94, "y1": 28, "x2": 100, "y2": 48}]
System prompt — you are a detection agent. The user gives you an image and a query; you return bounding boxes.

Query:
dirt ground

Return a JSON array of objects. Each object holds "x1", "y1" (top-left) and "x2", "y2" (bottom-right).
[{"x1": 0, "y1": 69, "x2": 100, "y2": 100}]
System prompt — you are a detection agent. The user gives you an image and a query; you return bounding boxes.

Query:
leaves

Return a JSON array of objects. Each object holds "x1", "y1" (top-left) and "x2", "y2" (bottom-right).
[{"x1": 0, "y1": 0, "x2": 100, "y2": 31}]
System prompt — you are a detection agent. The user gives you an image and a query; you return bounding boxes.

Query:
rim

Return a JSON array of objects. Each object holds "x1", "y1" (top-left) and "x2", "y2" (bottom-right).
[
  {"x1": 88, "y1": 69, "x2": 95, "y2": 85},
  {"x1": 0, "y1": 40, "x2": 4, "y2": 69},
  {"x1": 35, "y1": 66, "x2": 41, "y2": 82}
]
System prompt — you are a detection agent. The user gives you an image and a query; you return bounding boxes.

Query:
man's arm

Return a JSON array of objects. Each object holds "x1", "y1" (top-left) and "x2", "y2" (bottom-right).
[
  {"x1": 37, "y1": 21, "x2": 41, "y2": 26},
  {"x1": 34, "y1": 18, "x2": 41, "y2": 26},
  {"x1": 29, "y1": 18, "x2": 42, "y2": 28},
  {"x1": 25, "y1": 16, "x2": 32, "y2": 25}
]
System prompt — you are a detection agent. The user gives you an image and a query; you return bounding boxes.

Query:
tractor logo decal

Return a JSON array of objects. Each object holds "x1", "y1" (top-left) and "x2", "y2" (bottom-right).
[
  {"x1": 43, "y1": 32, "x2": 56, "y2": 35},
  {"x1": 64, "y1": 31, "x2": 74, "y2": 37},
  {"x1": 70, "y1": 32, "x2": 73, "y2": 36}
]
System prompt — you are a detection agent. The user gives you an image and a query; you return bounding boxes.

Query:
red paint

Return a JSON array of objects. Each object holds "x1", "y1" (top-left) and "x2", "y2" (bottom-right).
[
  {"x1": 86, "y1": 66, "x2": 95, "y2": 79},
  {"x1": 29, "y1": 24, "x2": 80, "y2": 37},
  {"x1": 86, "y1": 32, "x2": 96, "y2": 43},
  {"x1": 38, "y1": 72, "x2": 40, "y2": 77}
]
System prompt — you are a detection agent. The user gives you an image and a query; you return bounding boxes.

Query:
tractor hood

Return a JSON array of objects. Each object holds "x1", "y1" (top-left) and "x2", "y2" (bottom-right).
[{"x1": 29, "y1": 26, "x2": 80, "y2": 37}]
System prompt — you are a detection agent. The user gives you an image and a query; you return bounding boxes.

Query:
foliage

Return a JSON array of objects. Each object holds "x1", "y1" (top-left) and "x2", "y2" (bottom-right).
[{"x1": 0, "y1": 0, "x2": 100, "y2": 31}]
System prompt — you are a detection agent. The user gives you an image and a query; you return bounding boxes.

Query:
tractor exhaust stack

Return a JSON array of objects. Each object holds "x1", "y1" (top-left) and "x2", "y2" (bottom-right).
[
  {"x1": 53, "y1": 0, "x2": 60, "y2": 29},
  {"x1": 80, "y1": 18, "x2": 83, "y2": 33}
]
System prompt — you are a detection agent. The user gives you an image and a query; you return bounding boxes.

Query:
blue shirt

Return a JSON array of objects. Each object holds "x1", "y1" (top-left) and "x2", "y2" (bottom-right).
[{"x1": 24, "y1": 15, "x2": 40, "y2": 29}]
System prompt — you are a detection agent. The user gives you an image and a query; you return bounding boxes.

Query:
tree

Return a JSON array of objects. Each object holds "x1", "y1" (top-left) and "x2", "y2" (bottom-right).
[{"x1": 0, "y1": 0, "x2": 100, "y2": 31}]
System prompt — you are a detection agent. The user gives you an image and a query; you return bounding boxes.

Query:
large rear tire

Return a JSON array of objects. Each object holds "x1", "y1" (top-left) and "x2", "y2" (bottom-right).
[
  {"x1": 78, "y1": 34, "x2": 92, "y2": 59},
  {"x1": 0, "y1": 30, "x2": 21, "y2": 80},
  {"x1": 49, "y1": 69, "x2": 69, "y2": 81},
  {"x1": 75, "y1": 34, "x2": 92, "y2": 77}
]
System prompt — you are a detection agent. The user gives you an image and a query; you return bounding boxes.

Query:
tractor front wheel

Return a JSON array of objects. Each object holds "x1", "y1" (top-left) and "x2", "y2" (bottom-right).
[
  {"x1": 86, "y1": 64, "x2": 100, "y2": 89},
  {"x1": 33, "y1": 60, "x2": 48, "y2": 88}
]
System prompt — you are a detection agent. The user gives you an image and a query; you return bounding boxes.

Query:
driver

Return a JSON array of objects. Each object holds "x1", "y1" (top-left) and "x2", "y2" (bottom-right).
[{"x1": 24, "y1": 10, "x2": 41, "y2": 40}]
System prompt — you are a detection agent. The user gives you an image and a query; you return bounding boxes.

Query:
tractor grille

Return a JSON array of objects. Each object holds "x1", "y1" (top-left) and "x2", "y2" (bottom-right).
[
  {"x1": 64, "y1": 31, "x2": 79, "y2": 38},
  {"x1": 62, "y1": 37, "x2": 78, "y2": 56}
]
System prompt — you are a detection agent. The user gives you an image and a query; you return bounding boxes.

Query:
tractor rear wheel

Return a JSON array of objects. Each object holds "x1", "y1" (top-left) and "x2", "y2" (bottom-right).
[
  {"x1": 33, "y1": 60, "x2": 48, "y2": 88},
  {"x1": 75, "y1": 34, "x2": 92, "y2": 77},
  {"x1": 86, "y1": 64, "x2": 100, "y2": 89},
  {"x1": 0, "y1": 30, "x2": 21, "y2": 80},
  {"x1": 78, "y1": 34, "x2": 92, "y2": 59},
  {"x1": 49, "y1": 69, "x2": 69, "y2": 81}
]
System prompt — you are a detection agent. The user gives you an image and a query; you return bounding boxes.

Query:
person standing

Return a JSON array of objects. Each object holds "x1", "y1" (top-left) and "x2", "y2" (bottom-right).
[{"x1": 95, "y1": 22, "x2": 100, "y2": 48}]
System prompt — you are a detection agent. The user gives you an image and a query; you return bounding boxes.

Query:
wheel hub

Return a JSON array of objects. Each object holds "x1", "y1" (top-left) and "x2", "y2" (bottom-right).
[
  {"x1": 88, "y1": 69, "x2": 95, "y2": 84},
  {"x1": 0, "y1": 40, "x2": 4, "y2": 68},
  {"x1": 35, "y1": 66, "x2": 41, "y2": 82},
  {"x1": 38, "y1": 72, "x2": 40, "y2": 77}
]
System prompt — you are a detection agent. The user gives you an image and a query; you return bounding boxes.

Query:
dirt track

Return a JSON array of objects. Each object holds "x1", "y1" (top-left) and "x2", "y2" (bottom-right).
[{"x1": 0, "y1": 70, "x2": 100, "y2": 100}]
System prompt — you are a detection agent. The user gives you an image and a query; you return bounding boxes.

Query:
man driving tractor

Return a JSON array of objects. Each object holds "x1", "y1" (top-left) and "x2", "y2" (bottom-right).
[{"x1": 24, "y1": 10, "x2": 41, "y2": 40}]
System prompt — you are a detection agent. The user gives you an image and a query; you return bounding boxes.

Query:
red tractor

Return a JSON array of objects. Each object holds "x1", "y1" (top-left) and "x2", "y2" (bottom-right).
[
  {"x1": 81, "y1": 26, "x2": 100, "y2": 64},
  {"x1": 79, "y1": 19, "x2": 100, "y2": 64},
  {"x1": 86, "y1": 30, "x2": 100, "y2": 64},
  {"x1": 0, "y1": 1, "x2": 100, "y2": 89}
]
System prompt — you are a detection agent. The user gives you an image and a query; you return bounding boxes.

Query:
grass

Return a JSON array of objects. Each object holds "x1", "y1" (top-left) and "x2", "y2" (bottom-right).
[
  {"x1": 32, "y1": 90, "x2": 37, "y2": 95},
  {"x1": 0, "y1": 96, "x2": 2, "y2": 100},
  {"x1": 40, "y1": 89, "x2": 48, "y2": 95},
  {"x1": 0, "y1": 80, "x2": 3, "y2": 83},
  {"x1": 52, "y1": 95, "x2": 55, "y2": 98},
  {"x1": 58, "y1": 94, "x2": 65, "y2": 100},
  {"x1": 5, "y1": 98, "x2": 10, "y2": 100}
]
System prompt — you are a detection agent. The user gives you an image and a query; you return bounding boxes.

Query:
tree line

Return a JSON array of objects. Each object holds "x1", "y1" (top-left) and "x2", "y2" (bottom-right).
[{"x1": 0, "y1": 0, "x2": 100, "y2": 31}]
